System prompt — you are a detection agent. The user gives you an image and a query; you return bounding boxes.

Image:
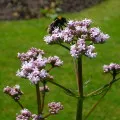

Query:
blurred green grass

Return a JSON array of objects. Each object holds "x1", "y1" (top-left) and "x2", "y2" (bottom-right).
[{"x1": 0, "y1": 0, "x2": 120, "y2": 119}]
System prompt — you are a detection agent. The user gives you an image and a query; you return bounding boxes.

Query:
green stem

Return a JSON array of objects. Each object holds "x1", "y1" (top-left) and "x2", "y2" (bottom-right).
[
  {"x1": 77, "y1": 57, "x2": 83, "y2": 96},
  {"x1": 76, "y1": 56, "x2": 83, "y2": 120},
  {"x1": 59, "y1": 43, "x2": 70, "y2": 51},
  {"x1": 36, "y1": 83, "x2": 42, "y2": 115},
  {"x1": 44, "y1": 113, "x2": 51, "y2": 119},
  {"x1": 12, "y1": 98, "x2": 24, "y2": 109},
  {"x1": 47, "y1": 66, "x2": 53, "y2": 72},
  {"x1": 76, "y1": 98, "x2": 83, "y2": 120},
  {"x1": 73, "y1": 58, "x2": 78, "y2": 85},
  {"x1": 16, "y1": 100, "x2": 24, "y2": 109}
]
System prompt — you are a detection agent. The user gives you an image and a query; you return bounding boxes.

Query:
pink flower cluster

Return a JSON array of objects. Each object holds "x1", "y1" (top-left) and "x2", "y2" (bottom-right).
[
  {"x1": 18, "y1": 47, "x2": 44, "y2": 62},
  {"x1": 16, "y1": 109, "x2": 42, "y2": 120},
  {"x1": 48, "y1": 102, "x2": 63, "y2": 114},
  {"x1": 3, "y1": 85, "x2": 23, "y2": 100},
  {"x1": 16, "y1": 48, "x2": 63, "y2": 84},
  {"x1": 103, "y1": 63, "x2": 120, "y2": 73},
  {"x1": 70, "y1": 38, "x2": 97, "y2": 58},
  {"x1": 16, "y1": 109, "x2": 32, "y2": 120},
  {"x1": 89, "y1": 27, "x2": 110, "y2": 43},
  {"x1": 44, "y1": 18, "x2": 109, "y2": 58}
]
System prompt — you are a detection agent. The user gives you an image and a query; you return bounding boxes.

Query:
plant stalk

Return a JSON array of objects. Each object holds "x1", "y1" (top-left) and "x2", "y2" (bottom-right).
[
  {"x1": 76, "y1": 56, "x2": 83, "y2": 120},
  {"x1": 36, "y1": 83, "x2": 42, "y2": 115},
  {"x1": 76, "y1": 97, "x2": 83, "y2": 120},
  {"x1": 77, "y1": 57, "x2": 83, "y2": 96}
]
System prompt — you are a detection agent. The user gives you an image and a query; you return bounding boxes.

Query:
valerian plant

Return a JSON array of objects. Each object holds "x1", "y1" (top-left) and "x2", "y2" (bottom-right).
[{"x1": 3, "y1": 18, "x2": 120, "y2": 120}]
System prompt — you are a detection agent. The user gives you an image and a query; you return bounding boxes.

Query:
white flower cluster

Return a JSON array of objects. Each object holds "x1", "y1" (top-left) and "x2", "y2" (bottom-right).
[
  {"x1": 103, "y1": 63, "x2": 120, "y2": 73},
  {"x1": 44, "y1": 18, "x2": 110, "y2": 58},
  {"x1": 39, "y1": 85, "x2": 50, "y2": 92},
  {"x1": 3, "y1": 85, "x2": 23, "y2": 100},
  {"x1": 16, "y1": 48, "x2": 63, "y2": 84},
  {"x1": 48, "y1": 102, "x2": 63, "y2": 114},
  {"x1": 70, "y1": 39, "x2": 97, "y2": 58},
  {"x1": 16, "y1": 109, "x2": 32, "y2": 120}
]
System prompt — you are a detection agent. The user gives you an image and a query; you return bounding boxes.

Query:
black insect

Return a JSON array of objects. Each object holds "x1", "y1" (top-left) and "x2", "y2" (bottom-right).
[{"x1": 48, "y1": 16, "x2": 67, "y2": 34}]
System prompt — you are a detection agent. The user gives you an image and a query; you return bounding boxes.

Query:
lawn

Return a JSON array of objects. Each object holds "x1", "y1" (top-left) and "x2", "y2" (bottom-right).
[{"x1": 0, "y1": 0, "x2": 120, "y2": 119}]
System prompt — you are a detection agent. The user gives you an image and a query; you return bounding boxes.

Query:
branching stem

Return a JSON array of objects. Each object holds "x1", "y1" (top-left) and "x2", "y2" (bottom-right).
[{"x1": 86, "y1": 77, "x2": 120, "y2": 97}]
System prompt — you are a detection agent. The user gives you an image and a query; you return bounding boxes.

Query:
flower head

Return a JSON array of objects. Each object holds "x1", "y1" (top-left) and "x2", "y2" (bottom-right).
[
  {"x1": 16, "y1": 109, "x2": 32, "y2": 120},
  {"x1": 48, "y1": 102, "x2": 63, "y2": 114},
  {"x1": 103, "y1": 63, "x2": 120, "y2": 73},
  {"x1": 85, "y1": 45, "x2": 97, "y2": 58},
  {"x1": 47, "y1": 56, "x2": 63, "y2": 67},
  {"x1": 18, "y1": 47, "x2": 44, "y2": 62},
  {"x1": 17, "y1": 48, "x2": 61, "y2": 84},
  {"x1": 70, "y1": 39, "x2": 86, "y2": 58},
  {"x1": 89, "y1": 27, "x2": 110, "y2": 43},
  {"x1": 70, "y1": 39, "x2": 97, "y2": 58},
  {"x1": 3, "y1": 85, "x2": 23, "y2": 100}
]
